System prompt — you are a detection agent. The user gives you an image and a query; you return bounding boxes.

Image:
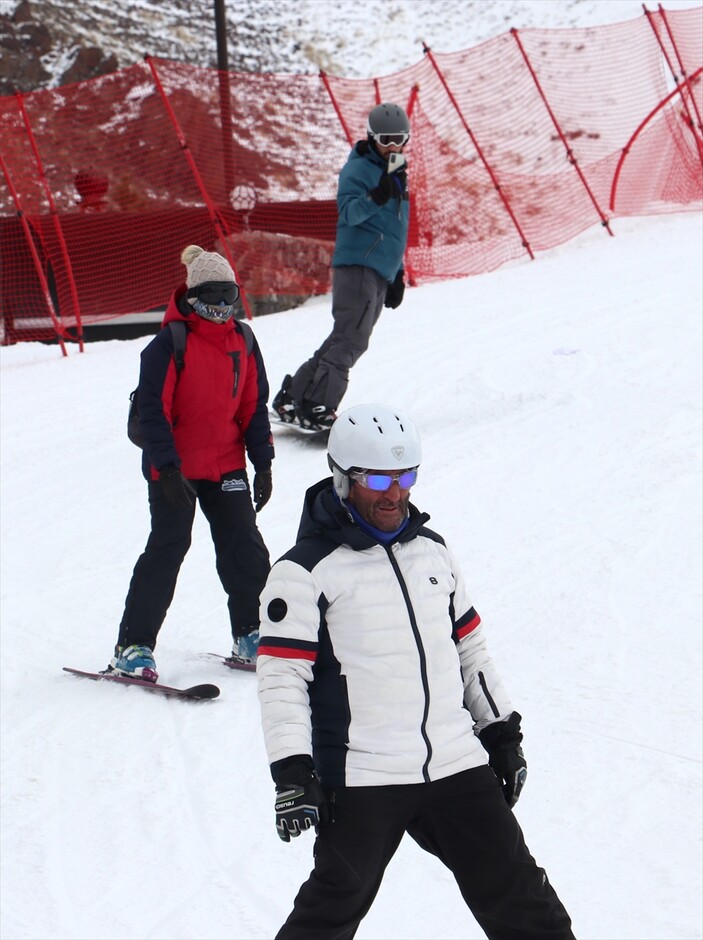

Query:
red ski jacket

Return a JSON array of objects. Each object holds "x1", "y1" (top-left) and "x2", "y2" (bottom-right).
[{"x1": 137, "y1": 287, "x2": 274, "y2": 482}]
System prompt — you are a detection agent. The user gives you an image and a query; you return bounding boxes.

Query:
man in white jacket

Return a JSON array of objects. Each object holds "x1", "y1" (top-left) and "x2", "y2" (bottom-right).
[{"x1": 257, "y1": 403, "x2": 574, "y2": 940}]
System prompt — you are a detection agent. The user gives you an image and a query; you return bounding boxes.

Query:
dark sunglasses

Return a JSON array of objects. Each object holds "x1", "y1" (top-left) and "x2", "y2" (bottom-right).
[
  {"x1": 349, "y1": 468, "x2": 418, "y2": 491},
  {"x1": 189, "y1": 281, "x2": 240, "y2": 306},
  {"x1": 374, "y1": 132, "x2": 409, "y2": 147}
]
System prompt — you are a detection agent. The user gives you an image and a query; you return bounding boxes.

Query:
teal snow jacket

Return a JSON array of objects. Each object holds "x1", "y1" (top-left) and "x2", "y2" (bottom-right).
[{"x1": 331, "y1": 141, "x2": 410, "y2": 283}]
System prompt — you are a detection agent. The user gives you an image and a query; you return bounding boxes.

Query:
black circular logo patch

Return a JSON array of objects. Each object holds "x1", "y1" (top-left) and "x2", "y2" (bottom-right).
[{"x1": 267, "y1": 598, "x2": 288, "y2": 622}]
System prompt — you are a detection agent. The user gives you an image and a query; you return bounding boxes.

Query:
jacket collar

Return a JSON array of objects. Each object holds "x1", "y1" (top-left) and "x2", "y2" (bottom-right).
[
  {"x1": 297, "y1": 478, "x2": 430, "y2": 551},
  {"x1": 162, "y1": 285, "x2": 235, "y2": 338}
]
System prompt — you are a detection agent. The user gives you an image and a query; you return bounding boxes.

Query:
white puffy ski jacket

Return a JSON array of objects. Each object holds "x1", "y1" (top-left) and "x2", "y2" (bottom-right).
[{"x1": 257, "y1": 478, "x2": 514, "y2": 788}]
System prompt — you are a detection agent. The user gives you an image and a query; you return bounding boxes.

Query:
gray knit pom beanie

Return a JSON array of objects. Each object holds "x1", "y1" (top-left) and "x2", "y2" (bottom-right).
[{"x1": 181, "y1": 244, "x2": 236, "y2": 286}]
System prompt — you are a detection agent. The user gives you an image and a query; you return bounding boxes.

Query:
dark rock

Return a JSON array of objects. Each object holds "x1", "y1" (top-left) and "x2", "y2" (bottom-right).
[
  {"x1": 0, "y1": 48, "x2": 50, "y2": 95},
  {"x1": 17, "y1": 20, "x2": 52, "y2": 56},
  {"x1": 59, "y1": 46, "x2": 119, "y2": 86},
  {"x1": 11, "y1": 0, "x2": 35, "y2": 25},
  {"x1": 0, "y1": 24, "x2": 22, "y2": 53},
  {"x1": 0, "y1": 0, "x2": 52, "y2": 94}
]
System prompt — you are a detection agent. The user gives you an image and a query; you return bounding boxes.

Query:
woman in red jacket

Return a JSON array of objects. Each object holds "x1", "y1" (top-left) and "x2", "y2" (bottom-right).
[{"x1": 109, "y1": 245, "x2": 274, "y2": 681}]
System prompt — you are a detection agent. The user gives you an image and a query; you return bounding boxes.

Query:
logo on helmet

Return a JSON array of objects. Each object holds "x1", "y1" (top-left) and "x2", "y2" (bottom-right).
[{"x1": 392, "y1": 446, "x2": 405, "y2": 460}]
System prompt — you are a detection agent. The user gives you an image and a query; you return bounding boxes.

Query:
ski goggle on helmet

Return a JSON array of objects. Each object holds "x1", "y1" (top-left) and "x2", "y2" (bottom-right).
[
  {"x1": 327, "y1": 403, "x2": 422, "y2": 500},
  {"x1": 367, "y1": 102, "x2": 410, "y2": 148},
  {"x1": 187, "y1": 281, "x2": 240, "y2": 323}
]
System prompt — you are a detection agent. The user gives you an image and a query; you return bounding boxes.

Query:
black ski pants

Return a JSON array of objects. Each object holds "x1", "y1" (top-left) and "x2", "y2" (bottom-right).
[
  {"x1": 276, "y1": 765, "x2": 575, "y2": 940},
  {"x1": 117, "y1": 470, "x2": 270, "y2": 650}
]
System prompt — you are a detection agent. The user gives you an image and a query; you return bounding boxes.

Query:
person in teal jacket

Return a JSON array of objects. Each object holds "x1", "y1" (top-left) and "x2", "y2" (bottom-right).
[{"x1": 272, "y1": 103, "x2": 411, "y2": 431}]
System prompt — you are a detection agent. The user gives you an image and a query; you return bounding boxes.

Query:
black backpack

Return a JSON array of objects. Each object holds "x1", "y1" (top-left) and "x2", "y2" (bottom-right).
[
  {"x1": 127, "y1": 321, "x2": 187, "y2": 449},
  {"x1": 127, "y1": 319, "x2": 255, "y2": 449}
]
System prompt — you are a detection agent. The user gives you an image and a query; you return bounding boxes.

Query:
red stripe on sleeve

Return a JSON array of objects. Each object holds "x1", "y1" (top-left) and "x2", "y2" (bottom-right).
[
  {"x1": 456, "y1": 611, "x2": 481, "y2": 640},
  {"x1": 258, "y1": 645, "x2": 317, "y2": 662}
]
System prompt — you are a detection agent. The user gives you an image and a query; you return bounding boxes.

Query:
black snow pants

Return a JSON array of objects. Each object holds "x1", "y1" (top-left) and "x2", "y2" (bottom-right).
[
  {"x1": 117, "y1": 469, "x2": 270, "y2": 650},
  {"x1": 276, "y1": 765, "x2": 575, "y2": 940}
]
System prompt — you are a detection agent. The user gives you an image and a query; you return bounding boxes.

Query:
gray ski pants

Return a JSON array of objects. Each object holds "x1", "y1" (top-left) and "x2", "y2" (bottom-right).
[{"x1": 289, "y1": 265, "x2": 388, "y2": 411}]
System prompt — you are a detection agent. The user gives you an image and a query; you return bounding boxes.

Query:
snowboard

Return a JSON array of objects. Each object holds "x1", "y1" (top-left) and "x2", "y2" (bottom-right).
[
  {"x1": 207, "y1": 652, "x2": 256, "y2": 673},
  {"x1": 63, "y1": 666, "x2": 220, "y2": 700},
  {"x1": 268, "y1": 411, "x2": 330, "y2": 440}
]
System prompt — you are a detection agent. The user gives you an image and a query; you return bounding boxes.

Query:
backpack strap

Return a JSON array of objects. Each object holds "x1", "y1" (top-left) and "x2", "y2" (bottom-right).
[
  {"x1": 167, "y1": 320, "x2": 188, "y2": 372},
  {"x1": 166, "y1": 319, "x2": 249, "y2": 371},
  {"x1": 238, "y1": 320, "x2": 254, "y2": 355}
]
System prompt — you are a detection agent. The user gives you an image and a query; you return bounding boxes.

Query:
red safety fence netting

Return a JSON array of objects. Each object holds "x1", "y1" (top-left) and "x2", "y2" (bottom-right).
[{"x1": 0, "y1": 6, "x2": 701, "y2": 348}]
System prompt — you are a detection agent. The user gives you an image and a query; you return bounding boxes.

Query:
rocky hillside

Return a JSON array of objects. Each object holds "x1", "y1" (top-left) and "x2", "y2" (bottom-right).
[
  {"x1": 2, "y1": 0, "x2": 694, "y2": 98},
  {"x1": 1, "y1": 0, "x2": 294, "y2": 95}
]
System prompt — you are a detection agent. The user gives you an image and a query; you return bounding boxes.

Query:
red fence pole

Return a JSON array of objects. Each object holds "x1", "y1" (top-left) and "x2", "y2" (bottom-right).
[
  {"x1": 402, "y1": 84, "x2": 421, "y2": 287},
  {"x1": 643, "y1": 6, "x2": 683, "y2": 85},
  {"x1": 145, "y1": 56, "x2": 253, "y2": 320},
  {"x1": 16, "y1": 93, "x2": 85, "y2": 351},
  {"x1": 422, "y1": 42, "x2": 534, "y2": 260},
  {"x1": 405, "y1": 83, "x2": 419, "y2": 119},
  {"x1": 372, "y1": 81, "x2": 419, "y2": 116},
  {"x1": 643, "y1": 6, "x2": 703, "y2": 161},
  {"x1": 0, "y1": 148, "x2": 68, "y2": 355},
  {"x1": 319, "y1": 71, "x2": 355, "y2": 146},
  {"x1": 510, "y1": 28, "x2": 614, "y2": 237},
  {"x1": 609, "y1": 65, "x2": 703, "y2": 210},
  {"x1": 656, "y1": 4, "x2": 703, "y2": 143}
]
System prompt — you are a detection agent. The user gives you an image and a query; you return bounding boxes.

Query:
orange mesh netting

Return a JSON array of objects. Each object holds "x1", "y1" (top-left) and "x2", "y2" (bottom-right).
[{"x1": 0, "y1": 6, "x2": 701, "y2": 347}]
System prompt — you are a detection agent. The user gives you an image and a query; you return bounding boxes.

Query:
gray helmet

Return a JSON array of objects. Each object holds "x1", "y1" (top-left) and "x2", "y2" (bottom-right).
[
  {"x1": 327, "y1": 403, "x2": 422, "y2": 499},
  {"x1": 366, "y1": 103, "x2": 410, "y2": 146}
]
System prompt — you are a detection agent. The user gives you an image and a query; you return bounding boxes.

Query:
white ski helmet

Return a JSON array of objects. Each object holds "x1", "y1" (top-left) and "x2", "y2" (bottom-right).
[{"x1": 327, "y1": 403, "x2": 422, "y2": 499}]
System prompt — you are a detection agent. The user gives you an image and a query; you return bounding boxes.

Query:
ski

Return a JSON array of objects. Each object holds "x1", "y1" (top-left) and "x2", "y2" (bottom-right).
[
  {"x1": 206, "y1": 652, "x2": 256, "y2": 674},
  {"x1": 62, "y1": 666, "x2": 220, "y2": 700}
]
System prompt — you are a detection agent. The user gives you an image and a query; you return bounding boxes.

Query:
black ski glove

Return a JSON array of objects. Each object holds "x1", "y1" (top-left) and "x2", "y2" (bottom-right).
[
  {"x1": 159, "y1": 465, "x2": 196, "y2": 508},
  {"x1": 253, "y1": 469, "x2": 273, "y2": 512},
  {"x1": 370, "y1": 167, "x2": 406, "y2": 206},
  {"x1": 392, "y1": 167, "x2": 408, "y2": 192},
  {"x1": 272, "y1": 756, "x2": 329, "y2": 842},
  {"x1": 369, "y1": 172, "x2": 395, "y2": 206},
  {"x1": 384, "y1": 270, "x2": 406, "y2": 309},
  {"x1": 479, "y1": 711, "x2": 528, "y2": 808}
]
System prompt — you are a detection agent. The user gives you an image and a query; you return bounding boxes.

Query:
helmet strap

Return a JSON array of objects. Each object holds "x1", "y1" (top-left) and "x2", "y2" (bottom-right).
[{"x1": 328, "y1": 455, "x2": 351, "y2": 499}]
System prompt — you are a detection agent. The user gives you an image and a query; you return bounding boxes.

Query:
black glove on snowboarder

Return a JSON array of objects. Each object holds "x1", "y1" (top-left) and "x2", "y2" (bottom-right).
[
  {"x1": 253, "y1": 469, "x2": 273, "y2": 512},
  {"x1": 159, "y1": 465, "x2": 196, "y2": 508},
  {"x1": 370, "y1": 167, "x2": 406, "y2": 206},
  {"x1": 392, "y1": 167, "x2": 408, "y2": 192},
  {"x1": 272, "y1": 755, "x2": 329, "y2": 842},
  {"x1": 385, "y1": 270, "x2": 406, "y2": 309},
  {"x1": 479, "y1": 711, "x2": 528, "y2": 808}
]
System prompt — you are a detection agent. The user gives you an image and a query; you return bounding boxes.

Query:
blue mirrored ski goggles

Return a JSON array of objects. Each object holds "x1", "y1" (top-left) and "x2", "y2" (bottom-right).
[{"x1": 349, "y1": 468, "x2": 418, "y2": 491}]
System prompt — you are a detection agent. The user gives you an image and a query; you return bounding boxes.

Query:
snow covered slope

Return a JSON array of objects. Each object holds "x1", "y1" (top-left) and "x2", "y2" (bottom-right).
[{"x1": 1, "y1": 210, "x2": 701, "y2": 939}]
